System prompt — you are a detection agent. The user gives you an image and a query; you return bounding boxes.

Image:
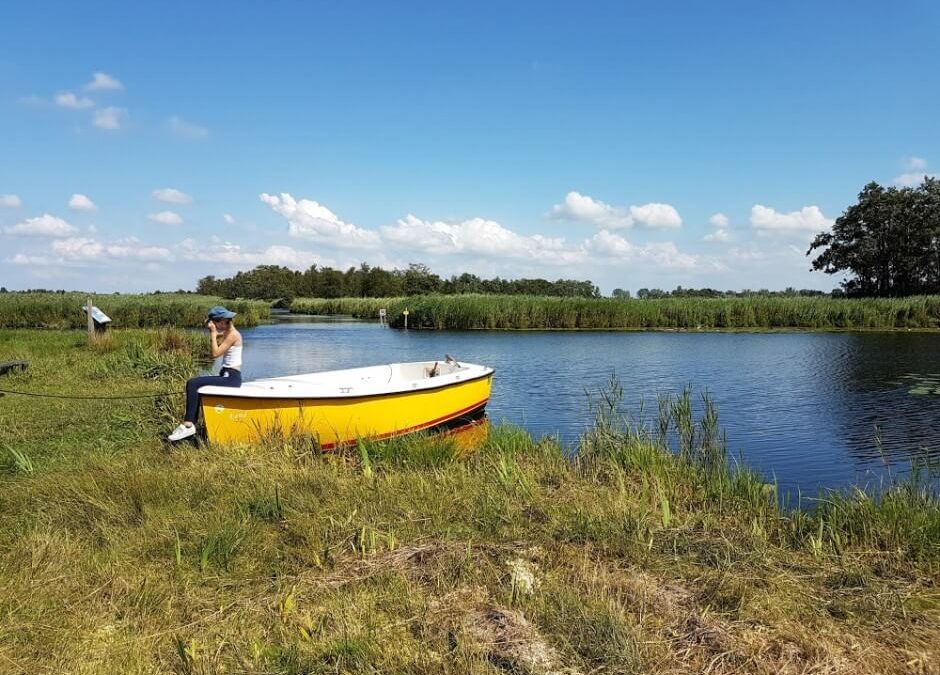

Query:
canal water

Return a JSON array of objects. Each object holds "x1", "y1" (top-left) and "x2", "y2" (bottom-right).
[{"x1": 237, "y1": 317, "x2": 940, "y2": 496}]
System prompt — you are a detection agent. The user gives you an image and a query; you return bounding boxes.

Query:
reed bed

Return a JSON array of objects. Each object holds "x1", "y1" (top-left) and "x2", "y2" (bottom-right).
[
  {"x1": 0, "y1": 292, "x2": 270, "y2": 329},
  {"x1": 1, "y1": 330, "x2": 939, "y2": 673},
  {"x1": 290, "y1": 296, "x2": 405, "y2": 318},
  {"x1": 292, "y1": 294, "x2": 940, "y2": 330}
]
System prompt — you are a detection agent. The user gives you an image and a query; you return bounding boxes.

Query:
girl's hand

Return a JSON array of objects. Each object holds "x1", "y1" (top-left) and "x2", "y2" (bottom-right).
[{"x1": 207, "y1": 321, "x2": 218, "y2": 334}]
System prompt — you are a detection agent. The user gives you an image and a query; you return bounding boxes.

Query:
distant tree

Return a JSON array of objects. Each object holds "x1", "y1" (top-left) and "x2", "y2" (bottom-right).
[
  {"x1": 611, "y1": 288, "x2": 631, "y2": 298},
  {"x1": 809, "y1": 178, "x2": 940, "y2": 296}
]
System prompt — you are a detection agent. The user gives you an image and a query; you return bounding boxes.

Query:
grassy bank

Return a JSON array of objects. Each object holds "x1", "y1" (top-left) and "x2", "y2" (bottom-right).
[
  {"x1": 0, "y1": 293, "x2": 271, "y2": 329},
  {"x1": 291, "y1": 294, "x2": 940, "y2": 330},
  {"x1": 1, "y1": 330, "x2": 939, "y2": 673}
]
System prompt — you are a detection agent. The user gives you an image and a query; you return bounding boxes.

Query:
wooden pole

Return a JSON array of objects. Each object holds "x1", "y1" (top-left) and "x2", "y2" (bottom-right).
[{"x1": 86, "y1": 295, "x2": 95, "y2": 345}]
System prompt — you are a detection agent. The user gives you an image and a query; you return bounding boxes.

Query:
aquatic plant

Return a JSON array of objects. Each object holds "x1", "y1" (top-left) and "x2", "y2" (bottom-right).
[
  {"x1": 291, "y1": 293, "x2": 940, "y2": 330},
  {"x1": 0, "y1": 292, "x2": 270, "y2": 329}
]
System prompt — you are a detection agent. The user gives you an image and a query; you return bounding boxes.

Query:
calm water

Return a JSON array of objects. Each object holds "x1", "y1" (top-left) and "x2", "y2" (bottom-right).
[{"x1": 237, "y1": 318, "x2": 940, "y2": 495}]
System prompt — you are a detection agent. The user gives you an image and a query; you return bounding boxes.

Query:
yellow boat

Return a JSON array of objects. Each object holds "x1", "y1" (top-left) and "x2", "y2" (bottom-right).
[{"x1": 198, "y1": 358, "x2": 494, "y2": 447}]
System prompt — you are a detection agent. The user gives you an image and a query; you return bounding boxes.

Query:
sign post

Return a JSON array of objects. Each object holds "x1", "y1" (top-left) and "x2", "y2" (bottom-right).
[{"x1": 86, "y1": 296, "x2": 95, "y2": 345}]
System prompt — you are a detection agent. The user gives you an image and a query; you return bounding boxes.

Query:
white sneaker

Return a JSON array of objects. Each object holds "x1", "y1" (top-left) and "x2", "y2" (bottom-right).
[{"x1": 168, "y1": 424, "x2": 196, "y2": 442}]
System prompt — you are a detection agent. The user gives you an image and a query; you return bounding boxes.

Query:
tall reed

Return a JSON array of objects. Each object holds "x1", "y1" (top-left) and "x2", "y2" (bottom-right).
[
  {"x1": 0, "y1": 293, "x2": 270, "y2": 329},
  {"x1": 290, "y1": 294, "x2": 940, "y2": 330}
]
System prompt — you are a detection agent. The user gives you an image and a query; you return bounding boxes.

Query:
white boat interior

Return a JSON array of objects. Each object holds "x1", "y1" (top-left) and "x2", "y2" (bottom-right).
[{"x1": 199, "y1": 359, "x2": 494, "y2": 399}]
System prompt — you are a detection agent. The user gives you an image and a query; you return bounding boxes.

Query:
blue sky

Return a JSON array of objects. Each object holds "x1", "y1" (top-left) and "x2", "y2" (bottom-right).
[{"x1": 2, "y1": 1, "x2": 939, "y2": 293}]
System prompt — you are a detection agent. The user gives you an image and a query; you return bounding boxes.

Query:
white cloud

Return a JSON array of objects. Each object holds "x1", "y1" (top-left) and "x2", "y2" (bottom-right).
[
  {"x1": 69, "y1": 193, "x2": 97, "y2": 211},
  {"x1": 55, "y1": 92, "x2": 95, "y2": 109},
  {"x1": 10, "y1": 253, "x2": 52, "y2": 265},
  {"x1": 709, "y1": 212, "x2": 729, "y2": 228},
  {"x1": 629, "y1": 202, "x2": 682, "y2": 229},
  {"x1": 93, "y1": 106, "x2": 127, "y2": 130},
  {"x1": 381, "y1": 214, "x2": 577, "y2": 263},
  {"x1": 223, "y1": 213, "x2": 235, "y2": 224},
  {"x1": 148, "y1": 211, "x2": 184, "y2": 226},
  {"x1": 907, "y1": 157, "x2": 928, "y2": 171},
  {"x1": 261, "y1": 192, "x2": 381, "y2": 249},
  {"x1": 894, "y1": 157, "x2": 937, "y2": 187},
  {"x1": 548, "y1": 191, "x2": 681, "y2": 229},
  {"x1": 50, "y1": 236, "x2": 172, "y2": 262},
  {"x1": 85, "y1": 72, "x2": 123, "y2": 92},
  {"x1": 178, "y1": 238, "x2": 326, "y2": 269},
  {"x1": 583, "y1": 231, "x2": 698, "y2": 269},
  {"x1": 750, "y1": 205, "x2": 832, "y2": 233},
  {"x1": 728, "y1": 246, "x2": 768, "y2": 262},
  {"x1": 704, "y1": 229, "x2": 730, "y2": 242},
  {"x1": 3, "y1": 214, "x2": 78, "y2": 237},
  {"x1": 168, "y1": 115, "x2": 208, "y2": 139},
  {"x1": 0, "y1": 194, "x2": 22, "y2": 208},
  {"x1": 549, "y1": 191, "x2": 633, "y2": 229},
  {"x1": 152, "y1": 188, "x2": 192, "y2": 205}
]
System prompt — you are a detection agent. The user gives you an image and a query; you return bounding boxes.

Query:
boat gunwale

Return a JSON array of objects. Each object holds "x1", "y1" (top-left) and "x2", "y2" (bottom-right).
[{"x1": 198, "y1": 365, "x2": 495, "y2": 400}]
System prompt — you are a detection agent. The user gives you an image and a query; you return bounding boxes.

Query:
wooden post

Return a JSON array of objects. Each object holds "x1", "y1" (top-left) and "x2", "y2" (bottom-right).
[{"x1": 86, "y1": 295, "x2": 95, "y2": 345}]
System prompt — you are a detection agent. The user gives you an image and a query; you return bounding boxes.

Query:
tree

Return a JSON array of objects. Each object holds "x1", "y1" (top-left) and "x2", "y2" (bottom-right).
[
  {"x1": 611, "y1": 288, "x2": 631, "y2": 298},
  {"x1": 809, "y1": 179, "x2": 940, "y2": 296}
]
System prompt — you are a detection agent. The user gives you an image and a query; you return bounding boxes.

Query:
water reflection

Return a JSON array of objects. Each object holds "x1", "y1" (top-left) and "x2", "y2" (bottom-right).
[{"x1": 239, "y1": 320, "x2": 940, "y2": 495}]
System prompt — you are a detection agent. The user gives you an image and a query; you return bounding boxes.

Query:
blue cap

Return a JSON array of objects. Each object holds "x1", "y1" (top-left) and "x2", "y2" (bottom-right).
[{"x1": 207, "y1": 305, "x2": 237, "y2": 320}]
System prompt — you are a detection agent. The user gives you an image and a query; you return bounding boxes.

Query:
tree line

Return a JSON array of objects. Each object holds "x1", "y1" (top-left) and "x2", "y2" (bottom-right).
[
  {"x1": 196, "y1": 263, "x2": 601, "y2": 300},
  {"x1": 809, "y1": 177, "x2": 940, "y2": 296}
]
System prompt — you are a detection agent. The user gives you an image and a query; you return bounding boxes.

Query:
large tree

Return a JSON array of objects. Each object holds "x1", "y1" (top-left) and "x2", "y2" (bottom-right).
[{"x1": 808, "y1": 178, "x2": 940, "y2": 296}]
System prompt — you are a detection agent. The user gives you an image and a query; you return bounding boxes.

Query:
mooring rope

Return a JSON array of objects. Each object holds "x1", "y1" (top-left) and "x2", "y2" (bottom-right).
[{"x1": 0, "y1": 388, "x2": 182, "y2": 400}]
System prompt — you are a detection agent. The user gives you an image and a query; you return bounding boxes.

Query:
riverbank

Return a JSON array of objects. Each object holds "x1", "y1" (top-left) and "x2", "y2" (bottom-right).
[
  {"x1": 0, "y1": 292, "x2": 270, "y2": 329},
  {"x1": 1, "y1": 329, "x2": 938, "y2": 673},
  {"x1": 291, "y1": 294, "x2": 940, "y2": 331}
]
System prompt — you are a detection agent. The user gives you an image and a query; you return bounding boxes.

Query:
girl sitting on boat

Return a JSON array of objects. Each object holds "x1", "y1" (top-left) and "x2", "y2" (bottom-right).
[{"x1": 168, "y1": 305, "x2": 243, "y2": 441}]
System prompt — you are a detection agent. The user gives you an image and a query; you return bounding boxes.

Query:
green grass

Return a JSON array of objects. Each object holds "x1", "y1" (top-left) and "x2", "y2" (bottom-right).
[
  {"x1": 0, "y1": 292, "x2": 271, "y2": 329},
  {"x1": 0, "y1": 329, "x2": 939, "y2": 673},
  {"x1": 292, "y1": 294, "x2": 940, "y2": 330}
]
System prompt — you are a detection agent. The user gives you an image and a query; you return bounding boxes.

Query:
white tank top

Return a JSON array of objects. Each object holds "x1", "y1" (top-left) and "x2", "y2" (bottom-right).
[{"x1": 222, "y1": 342, "x2": 243, "y2": 370}]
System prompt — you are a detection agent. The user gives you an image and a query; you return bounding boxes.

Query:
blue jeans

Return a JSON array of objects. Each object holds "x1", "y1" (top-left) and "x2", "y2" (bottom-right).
[{"x1": 184, "y1": 367, "x2": 242, "y2": 423}]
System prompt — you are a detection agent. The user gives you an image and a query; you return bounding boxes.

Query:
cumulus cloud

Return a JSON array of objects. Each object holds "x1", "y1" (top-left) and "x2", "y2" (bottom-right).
[
  {"x1": 152, "y1": 188, "x2": 192, "y2": 205},
  {"x1": 93, "y1": 106, "x2": 127, "y2": 130},
  {"x1": 381, "y1": 214, "x2": 578, "y2": 264},
  {"x1": 629, "y1": 203, "x2": 682, "y2": 229},
  {"x1": 55, "y1": 92, "x2": 95, "y2": 109},
  {"x1": 85, "y1": 72, "x2": 123, "y2": 92},
  {"x1": 728, "y1": 246, "x2": 768, "y2": 262},
  {"x1": 50, "y1": 236, "x2": 172, "y2": 262},
  {"x1": 149, "y1": 211, "x2": 184, "y2": 226},
  {"x1": 178, "y1": 238, "x2": 326, "y2": 269},
  {"x1": 168, "y1": 115, "x2": 208, "y2": 139},
  {"x1": 709, "y1": 212, "x2": 729, "y2": 228},
  {"x1": 69, "y1": 193, "x2": 97, "y2": 211},
  {"x1": 583, "y1": 230, "x2": 698, "y2": 269},
  {"x1": 9, "y1": 253, "x2": 52, "y2": 265},
  {"x1": 704, "y1": 229, "x2": 730, "y2": 242},
  {"x1": 750, "y1": 205, "x2": 832, "y2": 233},
  {"x1": 894, "y1": 157, "x2": 937, "y2": 187},
  {"x1": 549, "y1": 191, "x2": 633, "y2": 229},
  {"x1": 261, "y1": 192, "x2": 381, "y2": 249},
  {"x1": 549, "y1": 191, "x2": 681, "y2": 229},
  {"x1": 223, "y1": 213, "x2": 235, "y2": 224},
  {"x1": 0, "y1": 194, "x2": 22, "y2": 208},
  {"x1": 3, "y1": 214, "x2": 78, "y2": 237}
]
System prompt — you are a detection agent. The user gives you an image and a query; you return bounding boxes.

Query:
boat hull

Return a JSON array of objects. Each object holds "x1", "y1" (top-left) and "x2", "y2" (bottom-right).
[{"x1": 200, "y1": 372, "x2": 492, "y2": 447}]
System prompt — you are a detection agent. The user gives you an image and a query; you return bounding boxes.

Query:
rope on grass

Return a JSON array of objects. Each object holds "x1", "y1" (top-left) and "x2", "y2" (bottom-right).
[{"x1": 0, "y1": 388, "x2": 182, "y2": 400}]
